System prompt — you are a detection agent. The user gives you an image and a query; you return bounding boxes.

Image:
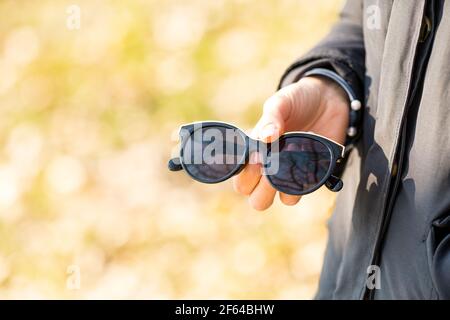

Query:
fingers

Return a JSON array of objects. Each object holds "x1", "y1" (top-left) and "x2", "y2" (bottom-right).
[
  {"x1": 234, "y1": 153, "x2": 277, "y2": 211},
  {"x1": 234, "y1": 93, "x2": 295, "y2": 210},
  {"x1": 279, "y1": 193, "x2": 301, "y2": 206},
  {"x1": 232, "y1": 153, "x2": 262, "y2": 196},
  {"x1": 248, "y1": 176, "x2": 277, "y2": 211},
  {"x1": 253, "y1": 94, "x2": 292, "y2": 143},
  {"x1": 233, "y1": 90, "x2": 304, "y2": 210}
]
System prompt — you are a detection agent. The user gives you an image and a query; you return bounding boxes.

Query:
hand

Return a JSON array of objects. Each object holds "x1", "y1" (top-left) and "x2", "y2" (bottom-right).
[{"x1": 233, "y1": 76, "x2": 349, "y2": 210}]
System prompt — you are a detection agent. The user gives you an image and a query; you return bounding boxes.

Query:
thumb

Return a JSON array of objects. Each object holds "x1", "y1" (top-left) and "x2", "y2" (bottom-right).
[{"x1": 254, "y1": 94, "x2": 291, "y2": 143}]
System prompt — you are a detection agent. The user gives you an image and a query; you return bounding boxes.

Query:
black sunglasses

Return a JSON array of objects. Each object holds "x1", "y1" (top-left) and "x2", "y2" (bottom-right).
[{"x1": 168, "y1": 121, "x2": 345, "y2": 195}]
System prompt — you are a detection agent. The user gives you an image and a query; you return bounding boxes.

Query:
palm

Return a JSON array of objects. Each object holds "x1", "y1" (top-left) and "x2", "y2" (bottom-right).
[{"x1": 273, "y1": 77, "x2": 348, "y2": 144}]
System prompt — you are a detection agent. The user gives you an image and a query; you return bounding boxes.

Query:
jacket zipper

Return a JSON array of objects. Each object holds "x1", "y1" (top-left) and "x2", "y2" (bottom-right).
[{"x1": 363, "y1": 2, "x2": 435, "y2": 300}]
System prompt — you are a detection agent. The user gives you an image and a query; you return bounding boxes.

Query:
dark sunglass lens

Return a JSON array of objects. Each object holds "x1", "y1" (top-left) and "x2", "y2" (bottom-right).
[
  {"x1": 267, "y1": 136, "x2": 332, "y2": 194},
  {"x1": 181, "y1": 126, "x2": 246, "y2": 183}
]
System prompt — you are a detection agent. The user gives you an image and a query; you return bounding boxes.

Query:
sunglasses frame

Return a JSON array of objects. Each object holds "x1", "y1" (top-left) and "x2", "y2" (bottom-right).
[{"x1": 169, "y1": 121, "x2": 345, "y2": 195}]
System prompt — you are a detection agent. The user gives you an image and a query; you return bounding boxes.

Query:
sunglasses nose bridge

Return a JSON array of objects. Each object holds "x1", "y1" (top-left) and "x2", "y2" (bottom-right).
[{"x1": 247, "y1": 137, "x2": 269, "y2": 154}]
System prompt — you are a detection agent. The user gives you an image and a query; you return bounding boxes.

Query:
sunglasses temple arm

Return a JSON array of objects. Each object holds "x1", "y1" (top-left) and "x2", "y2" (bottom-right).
[
  {"x1": 168, "y1": 157, "x2": 183, "y2": 171},
  {"x1": 325, "y1": 175, "x2": 344, "y2": 192}
]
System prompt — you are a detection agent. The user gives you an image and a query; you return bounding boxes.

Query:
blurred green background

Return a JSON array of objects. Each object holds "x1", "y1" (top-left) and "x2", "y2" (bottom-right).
[{"x1": 0, "y1": 0, "x2": 342, "y2": 299}]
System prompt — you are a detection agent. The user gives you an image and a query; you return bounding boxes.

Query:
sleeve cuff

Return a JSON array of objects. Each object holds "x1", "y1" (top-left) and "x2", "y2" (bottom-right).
[{"x1": 278, "y1": 54, "x2": 364, "y2": 104}]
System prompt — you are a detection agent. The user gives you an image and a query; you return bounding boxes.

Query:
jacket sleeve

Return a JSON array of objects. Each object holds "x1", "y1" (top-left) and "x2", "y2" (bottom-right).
[{"x1": 278, "y1": 0, "x2": 365, "y2": 102}]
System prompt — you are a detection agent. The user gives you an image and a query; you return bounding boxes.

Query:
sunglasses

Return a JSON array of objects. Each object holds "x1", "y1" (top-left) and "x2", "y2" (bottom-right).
[{"x1": 168, "y1": 121, "x2": 345, "y2": 195}]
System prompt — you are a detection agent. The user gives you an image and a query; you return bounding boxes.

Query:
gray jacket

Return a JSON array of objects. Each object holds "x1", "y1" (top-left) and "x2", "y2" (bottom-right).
[{"x1": 280, "y1": 0, "x2": 450, "y2": 299}]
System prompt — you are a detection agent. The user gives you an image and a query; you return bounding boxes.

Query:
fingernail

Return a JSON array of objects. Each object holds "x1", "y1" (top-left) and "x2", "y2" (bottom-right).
[{"x1": 261, "y1": 123, "x2": 277, "y2": 139}]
